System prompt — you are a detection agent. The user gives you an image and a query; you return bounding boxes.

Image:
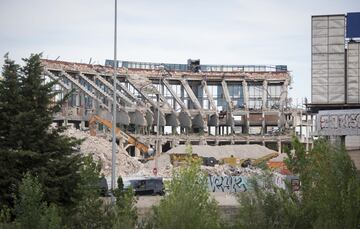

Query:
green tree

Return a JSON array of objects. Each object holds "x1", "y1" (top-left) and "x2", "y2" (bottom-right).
[
  {"x1": 235, "y1": 174, "x2": 301, "y2": 229},
  {"x1": 151, "y1": 145, "x2": 220, "y2": 229},
  {"x1": 68, "y1": 155, "x2": 111, "y2": 229},
  {"x1": 14, "y1": 173, "x2": 61, "y2": 229},
  {"x1": 0, "y1": 55, "x2": 25, "y2": 207},
  {"x1": 0, "y1": 54, "x2": 83, "y2": 209},
  {"x1": 112, "y1": 177, "x2": 137, "y2": 229},
  {"x1": 235, "y1": 138, "x2": 360, "y2": 229}
]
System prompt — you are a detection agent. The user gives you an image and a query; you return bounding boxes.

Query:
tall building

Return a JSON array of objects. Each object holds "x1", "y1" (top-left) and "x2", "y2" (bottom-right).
[
  {"x1": 309, "y1": 12, "x2": 360, "y2": 168},
  {"x1": 310, "y1": 12, "x2": 360, "y2": 110}
]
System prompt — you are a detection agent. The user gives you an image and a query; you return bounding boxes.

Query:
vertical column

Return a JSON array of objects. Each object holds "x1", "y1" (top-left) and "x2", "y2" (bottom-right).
[
  {"x1": 280, "y1": 79, "x2": 289, "y2": 110},
  {"x1": 262, "y1": 80, "x2": 268, "y2": 110},
  {"x1": 242, "y1": 80, "x2": 249, "y2": 110},
  {"x1": 277, "y1": 139, "x2": 282, "y2": 153},
  {"x1": 245, "y1": 112, "x2": 250, "y2": 134},
  {"x1": 134, "y1": 147, "x2": 141, "y2": 158},
  {"x1": 261, "y1": 112, "x2": 265, "y2": 135}
]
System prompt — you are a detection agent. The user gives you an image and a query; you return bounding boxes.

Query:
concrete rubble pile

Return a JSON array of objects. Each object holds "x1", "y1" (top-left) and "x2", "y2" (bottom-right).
[
  {"x1": 62, "y1": 127, "x2": 273, "y2": 179},
  {"x1": 201, "y1": 164, "x2": 263, "y2": 177},
  {"x1": 63, "y1": 127, "x2": 144, "y2": 177},
  {"x1": 136, "y1": 154, "x2": 173, "y2": 177}
]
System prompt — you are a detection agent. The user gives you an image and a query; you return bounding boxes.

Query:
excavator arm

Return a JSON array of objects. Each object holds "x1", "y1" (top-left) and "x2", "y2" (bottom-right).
[{"x1": 89, "y1": 115, "x2": 150, "y2": 155}]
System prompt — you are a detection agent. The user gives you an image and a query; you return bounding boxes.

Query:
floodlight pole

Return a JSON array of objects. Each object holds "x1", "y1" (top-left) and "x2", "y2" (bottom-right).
[
  {"x1": 111, "y1": 0, "x2": 118, "y2": 203},
  {"x1": 155, "y1": 76, "x2": 162, "y2": 176}
]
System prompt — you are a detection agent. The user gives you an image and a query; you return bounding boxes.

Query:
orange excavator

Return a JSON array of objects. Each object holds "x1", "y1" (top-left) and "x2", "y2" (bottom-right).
[{"x1": 89, "y1": 115, "x2": 153, "y2": 160}]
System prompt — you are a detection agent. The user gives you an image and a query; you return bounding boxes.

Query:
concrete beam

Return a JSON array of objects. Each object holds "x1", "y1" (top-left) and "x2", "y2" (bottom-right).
[
  {"x1": 58, "y1": 70, "x2": 109, "y2": 110},
  {"x1": 221, "y1": 80, "x2": 235, "y2": 133},
  {"x1": 179, "y1": 78, "x2": 202, "y2": 110},
  {"x1": 163, "y1": 79, "x2": 188, "y2": 113},
  {"x1": 44, "y1": 69, "x2": 71, "y2": 90},
  {"x1": 94, "y1": 73, "x2": 136, "y2": 106},
  {"x1": 201, "y1": 80, "x2": 217, "y2": 111},
  {"x1": 221, "y1": 80, "x2": 233, "y2": 110}
]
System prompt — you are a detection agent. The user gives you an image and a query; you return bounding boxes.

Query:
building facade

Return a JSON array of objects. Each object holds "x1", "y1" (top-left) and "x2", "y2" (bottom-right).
[{"x1": 42, "y1": 59, "x2": 295, "y2": 154}]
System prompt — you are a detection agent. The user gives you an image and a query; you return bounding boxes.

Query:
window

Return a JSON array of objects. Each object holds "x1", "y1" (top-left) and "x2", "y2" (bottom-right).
[
  {"x1": 228, "y1": 83, "x2": 244, "y2": 108},
  {"x1": 248, "y1": 84, "x2": 263, "y2": 109}
]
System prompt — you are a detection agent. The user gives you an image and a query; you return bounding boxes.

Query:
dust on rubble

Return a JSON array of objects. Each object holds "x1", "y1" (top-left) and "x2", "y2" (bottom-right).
[
  {"x1": 62, "y1": 127, "x2": 173, "y2": 177},
  {"x1": 62, "y1": 127, "x2": 263, "y2": 179}
]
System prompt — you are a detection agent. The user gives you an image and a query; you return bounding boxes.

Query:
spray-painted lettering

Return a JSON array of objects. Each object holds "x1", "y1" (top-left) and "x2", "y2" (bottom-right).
[{"x1": 208, "y1": 176, "x2": 247, "y2": 192}]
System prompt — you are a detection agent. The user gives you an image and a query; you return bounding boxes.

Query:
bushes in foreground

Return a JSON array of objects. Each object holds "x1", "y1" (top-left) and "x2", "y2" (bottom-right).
[{"x1": 235, "y1": 138, "x2": 360, "y2": 229}]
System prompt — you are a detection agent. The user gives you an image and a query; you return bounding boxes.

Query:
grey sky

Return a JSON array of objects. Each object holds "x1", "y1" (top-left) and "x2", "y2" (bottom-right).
[{"x1": 0, "y1": 0, "x2": 359, "y2": 101}]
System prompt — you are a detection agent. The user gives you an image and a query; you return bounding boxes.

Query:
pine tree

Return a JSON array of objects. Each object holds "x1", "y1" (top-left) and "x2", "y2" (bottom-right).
[
  {"x1": 0, "y1": 54, "x2": 28, "y2": 207},
  {"x1": 0, "y1": 54, "x2": 83, "y2": 209},
  {"x1": 0, "y1": 54, "x2": 21, "y2": 148}
]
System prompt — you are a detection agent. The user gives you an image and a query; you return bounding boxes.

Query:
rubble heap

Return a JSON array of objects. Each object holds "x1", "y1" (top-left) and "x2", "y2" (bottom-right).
[{"x1": 63, "y1": 127, "x2": 143, "y2": 177}]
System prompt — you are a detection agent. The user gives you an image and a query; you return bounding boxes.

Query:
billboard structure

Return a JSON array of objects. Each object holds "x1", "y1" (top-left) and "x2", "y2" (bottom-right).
[
  {"x1": 347, "y1": 42, "x2": 360, "y2": 103},
  {"x1": 346, "y1": 12, "x2": 360, "y2": 38},
  {"x1": 317, "y1": 109, "x2": 360, "y2": 136},
  {"x1": 311, "y1": 15, "x2": 345, "y2": 104}
]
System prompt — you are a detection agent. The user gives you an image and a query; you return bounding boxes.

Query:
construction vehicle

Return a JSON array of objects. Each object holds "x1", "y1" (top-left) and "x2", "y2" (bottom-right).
[
  {"x1": 220, "y1": 152, "x2": 279, "y2": 167},
  {"x1": 221, "y1": 156, "x2": 243, "y2": 166},
  {"x1": 169, "y1": 153, "x2": 202, "y2": 166},
  {"x1": 251, "y1": 152, "x2": 279, "y2": 166},
  {"x1": 89, "y1": 115, "x2": 153, "y2": 161}
]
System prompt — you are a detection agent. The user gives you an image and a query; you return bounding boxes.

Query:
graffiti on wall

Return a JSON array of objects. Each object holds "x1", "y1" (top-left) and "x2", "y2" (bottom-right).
[
  {"x1": 317, "y1": 109, "x2": 360, "y2": 135},
  {"x1": 208, "y1": 176, "x2": 247, "y2": 192}
]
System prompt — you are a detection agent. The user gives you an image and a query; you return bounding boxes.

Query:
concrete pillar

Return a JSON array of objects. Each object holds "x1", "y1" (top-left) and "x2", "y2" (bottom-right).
[
  {"x1": 80, "y1": 120, "x2": 85, "y2": 130},
  {"x1": 246, "y1": 112, "x2": 250, "y2": 134},
  {"x1": 157, "y1": 139, "x2": 163, "y2": 155},
  {"x1": 278, "y1": 139, "x2": 282, "y2": 153},
  {"x1": 261, "y1": 112, "x2": 265, "y2": 135},
  {"x1": 262, "y1": 80, "x2": 268, "y2": 110},
  {"x1": 242, "y1": 80, "x2": 249, "y2": 110},
  {"x1": 134, "y1": 147, "x2": 141, "y2": 158}
]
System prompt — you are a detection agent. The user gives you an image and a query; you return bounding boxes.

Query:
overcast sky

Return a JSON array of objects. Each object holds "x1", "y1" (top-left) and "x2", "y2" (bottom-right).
[{"x1": 0, "y1": 0, "x2": 359, "y2": 102}]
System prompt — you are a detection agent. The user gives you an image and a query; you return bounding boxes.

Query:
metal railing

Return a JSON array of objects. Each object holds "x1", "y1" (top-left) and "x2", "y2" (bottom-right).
[{"x1": 105, "y1": 60, "x2": 288, "y2": 72}]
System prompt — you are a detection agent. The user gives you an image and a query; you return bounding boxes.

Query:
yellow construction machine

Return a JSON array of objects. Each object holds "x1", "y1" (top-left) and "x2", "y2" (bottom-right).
[
  {"x1": 89, "y1": 115, "x2": 153, "y2": 161},
  {"x1": 221, "y1": 152, "x2": 279, "y2": 167},
  {"x1": 169, "y1": 153, "x2": 202, "y2": 166}
]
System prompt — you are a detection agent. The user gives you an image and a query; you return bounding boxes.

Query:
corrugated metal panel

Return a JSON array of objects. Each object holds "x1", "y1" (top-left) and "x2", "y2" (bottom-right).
[
  {"x1": 329, "y1": 44, "x2": 344, "y2": 53},
  {"x1": 329, "y1": 77, "x2": 344, "y2": 84},
  {"x1": 313, "y1": 77, "x2": 328, "y2": 84},
  {"x1": 313, "y1": 85, "x2": 328, "y2": 94},
  {"x1": 329, "y1": 28, "x2": 344, "y2": 36},
  {"x1": 312, "y1": 28, "x2": 328, "y2": 37},
  {"x1": 348, "y1": 68, "x2": 359, "y2": 76},
  {"x1": 312, "y1": 94, "x2": 328, "y2": 103},
  {"x1": 329, "y1": 18, "x2": 345, "y2": 28},
  {"x1": 313, "y1": 37, "x2": 328, "y2": 45},
  {"x1": 329, "y1": 36, "x2": 344, "y2": 44},
  {"x1": 347, "y1": 42, "x2": 360, "y2": 104},
  {"x1": 311, "y1": 15, "x2": 345, "y2": 104}
]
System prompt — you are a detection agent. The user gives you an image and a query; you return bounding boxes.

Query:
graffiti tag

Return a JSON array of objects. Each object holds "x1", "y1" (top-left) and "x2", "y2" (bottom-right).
[{"x1": 208, "y1": 176, "x2": 247, "y2": 192}]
